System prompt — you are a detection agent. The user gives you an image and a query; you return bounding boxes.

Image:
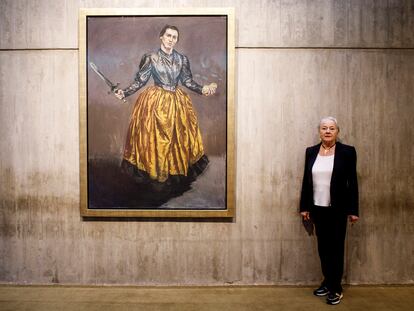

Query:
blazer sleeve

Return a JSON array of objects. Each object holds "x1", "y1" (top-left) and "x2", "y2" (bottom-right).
[
  {"x1": 347, "y1": 146, "x2": 359, "y2": 216},
  {"x1": 299, "y1": 148, "x2": 311, "y2": 213}
]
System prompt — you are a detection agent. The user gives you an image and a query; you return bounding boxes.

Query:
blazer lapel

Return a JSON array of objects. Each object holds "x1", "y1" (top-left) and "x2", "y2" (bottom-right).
[
  {"x1": 309, "y1": 144, "x2": 320, "y2": 168},
  {"x1": 307, "y1": 144, "x2": 320, "y2": 186},
  {"x1": 331, "y1": 142, "x2": 343, "y2": 184}
]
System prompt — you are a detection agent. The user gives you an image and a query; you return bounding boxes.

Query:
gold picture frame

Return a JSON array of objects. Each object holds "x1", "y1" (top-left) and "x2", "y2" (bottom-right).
[{"x1": 79, "y1": 8, "x2": 235, "y2": 217}]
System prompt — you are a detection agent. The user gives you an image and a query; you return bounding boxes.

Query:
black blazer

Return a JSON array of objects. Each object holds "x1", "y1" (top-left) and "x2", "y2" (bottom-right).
[{"x1": 300, "y1": 142, "x2": 359, "y2": 216}]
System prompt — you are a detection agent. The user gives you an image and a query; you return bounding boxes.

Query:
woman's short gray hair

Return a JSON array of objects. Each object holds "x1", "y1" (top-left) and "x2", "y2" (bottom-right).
[{"x1": 319, "y1": 116, "x2": 339, "y2": 131}]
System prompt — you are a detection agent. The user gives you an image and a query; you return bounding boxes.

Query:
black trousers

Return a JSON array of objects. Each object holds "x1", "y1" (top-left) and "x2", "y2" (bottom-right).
[{"x1": 311, "y1": 206, "x2": 348, "y2": 294}]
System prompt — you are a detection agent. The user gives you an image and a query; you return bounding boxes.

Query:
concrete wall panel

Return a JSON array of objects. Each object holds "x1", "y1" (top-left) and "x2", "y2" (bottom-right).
[
  {"x1": 1, "y1": 46, "x2": 413, "y2": 285},
  {"x1": 0, "y1": 51, "x2": 79, "y2": 200},
  {"x1": 237, "y1": 49, "x2": 414, "y2": 285},
  {"x1": 1, "y1": 0, "x2": 414, "y2": 49}
]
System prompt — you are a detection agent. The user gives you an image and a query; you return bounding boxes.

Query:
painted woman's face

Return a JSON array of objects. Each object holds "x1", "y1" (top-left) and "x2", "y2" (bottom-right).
[{"x1": 160, "y1": 28, "x2": 178, "y2": 52}]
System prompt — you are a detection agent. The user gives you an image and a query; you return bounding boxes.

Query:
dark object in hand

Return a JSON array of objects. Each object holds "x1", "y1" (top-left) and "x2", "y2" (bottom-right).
[{"x1": 302, "y1": 218, "x2": 314, "y2": 236}]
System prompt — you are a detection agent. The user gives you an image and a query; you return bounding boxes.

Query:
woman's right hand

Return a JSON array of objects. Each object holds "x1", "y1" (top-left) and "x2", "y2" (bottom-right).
[
  {"x1": 114, "y1": 89, "x2": 125, "y2": 100},
  {"x1": 300, "y1": 211, "x2": 310, "y2": 221}
]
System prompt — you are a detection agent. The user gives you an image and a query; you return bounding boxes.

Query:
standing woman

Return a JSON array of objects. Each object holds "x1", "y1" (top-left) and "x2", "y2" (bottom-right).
[
  {"x1": 300, "y1": 117, "x2": 359, "y2": 305},
  {"x1": 114, "y1": 25, "x2": 217, "y2": 189}
]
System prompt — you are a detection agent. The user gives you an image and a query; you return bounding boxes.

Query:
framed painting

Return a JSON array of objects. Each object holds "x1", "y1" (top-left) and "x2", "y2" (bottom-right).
[{"x1": 79, "y1": 8, "x2": 235, "y2": 217}]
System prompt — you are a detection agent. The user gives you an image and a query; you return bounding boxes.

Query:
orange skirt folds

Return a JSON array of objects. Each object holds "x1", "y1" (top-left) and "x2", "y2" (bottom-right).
[{"x1": 122, "y1": 86, "x2": 208, "y2": 183}]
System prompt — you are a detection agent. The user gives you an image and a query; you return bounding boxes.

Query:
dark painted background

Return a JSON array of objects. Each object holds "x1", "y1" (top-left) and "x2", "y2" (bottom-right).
[
  {"x1": 87, "y1": 15, "x2": 228, "y2": 159},
  {"x1": 86, "y1": 15, "x2": 228, "y2": 208}
]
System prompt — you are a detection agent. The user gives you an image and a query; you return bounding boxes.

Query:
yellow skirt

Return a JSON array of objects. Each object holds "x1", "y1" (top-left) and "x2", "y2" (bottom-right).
[{"x1": 123, "y1": 86, "x2": 206, "y2": 183}]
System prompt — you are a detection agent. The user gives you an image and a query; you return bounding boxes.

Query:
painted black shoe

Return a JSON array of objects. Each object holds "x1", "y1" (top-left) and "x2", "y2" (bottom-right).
[
  {"x1": 313, "y1": 286, "x2": 329, "y2": 297},
  {"x1": 326, "y1": 292, "x2": 343, "y2": 305}
]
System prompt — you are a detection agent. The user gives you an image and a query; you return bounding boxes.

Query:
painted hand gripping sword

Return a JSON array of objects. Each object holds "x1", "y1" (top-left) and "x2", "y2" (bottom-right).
[{"x1": 89, "y1": 62, "x2": 126, "y2": 103}]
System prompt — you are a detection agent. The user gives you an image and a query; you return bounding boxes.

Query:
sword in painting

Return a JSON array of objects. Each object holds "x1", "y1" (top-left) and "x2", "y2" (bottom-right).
[{"x1": 89, "y1": 62, "x2": 126, "y2": 103}]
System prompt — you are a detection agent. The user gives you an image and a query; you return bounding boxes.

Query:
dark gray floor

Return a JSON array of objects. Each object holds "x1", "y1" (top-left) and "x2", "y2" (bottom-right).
[{"x1": 0, "y1": 285, "x2": 413, "y2": 310}]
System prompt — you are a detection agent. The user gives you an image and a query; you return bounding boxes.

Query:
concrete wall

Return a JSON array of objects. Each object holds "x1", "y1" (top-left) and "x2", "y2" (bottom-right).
[{"x1": 1, "y1": 0, "x2": 413, "y2": 285}]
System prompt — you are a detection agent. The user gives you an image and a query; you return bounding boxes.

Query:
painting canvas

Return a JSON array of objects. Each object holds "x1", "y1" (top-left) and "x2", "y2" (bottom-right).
[{"x1": 79, "y1": 8, "x2": 235, "y2": 217}]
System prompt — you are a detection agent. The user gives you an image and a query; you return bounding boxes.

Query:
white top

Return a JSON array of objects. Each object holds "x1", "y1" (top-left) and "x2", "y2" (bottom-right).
[{"x1": 312, "y1": 154, "x2": 334, "y2": 207}]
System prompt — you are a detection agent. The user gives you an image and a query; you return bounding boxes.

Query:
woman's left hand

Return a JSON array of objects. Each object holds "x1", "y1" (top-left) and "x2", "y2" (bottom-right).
[{"x1": 349, "y1": 215, "x2": 359, "y2": 224}]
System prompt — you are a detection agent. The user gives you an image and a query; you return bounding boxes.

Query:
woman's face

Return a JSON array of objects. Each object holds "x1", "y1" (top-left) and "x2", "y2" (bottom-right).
[
  {"x1": 319, "y1": 120, "x2": 339, "y2": 145},
  {"x1": 160, "y1": 28, "x2": 178, "y2": 51}
]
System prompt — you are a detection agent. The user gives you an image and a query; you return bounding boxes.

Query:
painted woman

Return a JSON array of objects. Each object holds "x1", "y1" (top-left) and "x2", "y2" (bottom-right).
[{"x1": 115, "y1": 25, "x2": 217, "y2": 192}]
